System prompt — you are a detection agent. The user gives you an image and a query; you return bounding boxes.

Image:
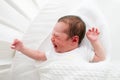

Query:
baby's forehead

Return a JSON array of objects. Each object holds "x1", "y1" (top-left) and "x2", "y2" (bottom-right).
[
  {"x1": 52, "y1": 29, "x2": 66, "y2": 35},
  {"x1": 53, "y1": 22, "x2": 69, "y2": 32}
]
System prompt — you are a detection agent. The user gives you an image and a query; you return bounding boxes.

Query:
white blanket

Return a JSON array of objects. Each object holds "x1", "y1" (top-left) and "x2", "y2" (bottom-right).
[
  {"x1": 36, "y1": 60, "x2": 120, "y2": 80},
  {"x1": 12, "y1": 58, "x2": 120, "y2": 80},
  {"x1": 0, "y1": 0, "x2": 120, "y2": 80},
  {"x1": 11, "y1": 0, "x2": 116, "y2": 80}
]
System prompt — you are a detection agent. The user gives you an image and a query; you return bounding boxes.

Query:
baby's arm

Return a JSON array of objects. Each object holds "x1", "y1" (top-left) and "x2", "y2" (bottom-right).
[
  {"x1": 86, "y1": 27, "x2": 106, "y2": 62},
  {"x1": 11, "y1": 39, "x2": 47, "y2": 61}
]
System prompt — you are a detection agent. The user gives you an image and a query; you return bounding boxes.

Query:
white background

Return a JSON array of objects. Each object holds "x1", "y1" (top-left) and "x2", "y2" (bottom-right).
[{"x1": 95, "y1": 0, "x2": 120, "y2": 61}]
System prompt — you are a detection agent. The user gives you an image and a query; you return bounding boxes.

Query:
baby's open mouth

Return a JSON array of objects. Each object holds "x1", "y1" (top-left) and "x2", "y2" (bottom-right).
[
  {"x1": 53, "y1": 44, "x2": 57, "y2": 48},
  {"x1": 54, "y1": 44, "x2": 57, "y2": 48}
]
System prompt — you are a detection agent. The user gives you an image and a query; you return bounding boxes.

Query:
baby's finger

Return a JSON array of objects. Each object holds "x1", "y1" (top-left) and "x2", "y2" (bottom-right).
[
  {"x1": 95, "y1": 28, "x2": 98, "y2": 33},
  {"x1": 88, "y1": 29, "x2": 92, "y2": 32},
  {"x1": 11, "y1": 45, "x2": 15, "y2": 49},
  {"x1": 13, "y1": 39, "x2": 19, "y2": 45},
  {"x1": 92, "y1": 27, "x2": 95, "y2": 32},
  {"x1": 95, "y1": 28, "x2": 100, "y2": 34}
]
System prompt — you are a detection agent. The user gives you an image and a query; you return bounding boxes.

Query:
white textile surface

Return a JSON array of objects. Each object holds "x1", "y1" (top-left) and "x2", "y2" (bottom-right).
[
  {"x1": 36, "y1": 60, "x2": 120, "y2": 80},
  {"x1": 12, "y1": 58, "x2": 120, "y2": 80},
  {"x1": 11, "y1": 0, "x2": 119, "y2": 80}
]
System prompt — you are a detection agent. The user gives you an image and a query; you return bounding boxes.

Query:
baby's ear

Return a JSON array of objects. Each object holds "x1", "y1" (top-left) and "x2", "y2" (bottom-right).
[{"x1": 72, "y1": 36, "x2": 79, "y2": 43}]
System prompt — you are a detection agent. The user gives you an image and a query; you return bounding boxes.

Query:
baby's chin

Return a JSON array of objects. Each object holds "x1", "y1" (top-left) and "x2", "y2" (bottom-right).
[
  {"x1": 54, "y1": 48, "x2": 60, "y2": 53},
  {"x1": 54, "y1": 48, "x2": 63, "y2": 53},
  {"x1": 53, "y1": 45, "x2": 65, "y2": 53}
]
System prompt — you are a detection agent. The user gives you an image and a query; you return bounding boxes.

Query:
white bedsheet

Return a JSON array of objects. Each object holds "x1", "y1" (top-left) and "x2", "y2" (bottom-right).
[
  {"x1": 11, "y1": 0, "x2": 120, "y2": 80},
  {"x1": 0, "y1": 0, "x2": 120, "y2": 80}
]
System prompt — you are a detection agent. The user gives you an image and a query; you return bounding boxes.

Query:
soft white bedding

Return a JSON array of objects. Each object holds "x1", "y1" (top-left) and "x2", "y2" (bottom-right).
[
  {"x1": 36, "y1": 60, "x2": 120, "y2": 80},
  {"x1": 0, "y1": 0, "x2": 120, "y2": 80},
  {"x1": 11, "y1": 0, "x2": 120, "y2": 80},
  {"x1": 12, "y1": 58, "x2": 120, "y2": 80}
]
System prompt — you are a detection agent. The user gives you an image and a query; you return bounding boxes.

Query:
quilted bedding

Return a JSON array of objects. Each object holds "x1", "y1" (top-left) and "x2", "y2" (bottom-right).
[{"x1": 12, "y1": 57, "x2": 120, "y2": 80}]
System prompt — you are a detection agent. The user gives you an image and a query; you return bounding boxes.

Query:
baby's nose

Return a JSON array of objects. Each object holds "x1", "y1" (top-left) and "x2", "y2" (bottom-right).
[{"x1": 51, "y1": 36, "x2": 55, "y2": 42}]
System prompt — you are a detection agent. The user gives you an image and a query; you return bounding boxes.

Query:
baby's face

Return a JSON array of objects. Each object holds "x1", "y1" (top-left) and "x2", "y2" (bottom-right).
[{"x1": 51, "y1": 22, "x2": 73, "y2": 53}]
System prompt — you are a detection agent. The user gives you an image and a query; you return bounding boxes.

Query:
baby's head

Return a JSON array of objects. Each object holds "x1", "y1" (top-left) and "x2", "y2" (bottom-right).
[
  {"x1": 58, "y1": 15, "x2": 86, "y2": 45},
  {"x1": 51, "y1": 15, "x2": 86, "y2": 53}
]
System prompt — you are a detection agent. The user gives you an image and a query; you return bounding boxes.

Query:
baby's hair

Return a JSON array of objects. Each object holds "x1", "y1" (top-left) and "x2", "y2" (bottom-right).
[{"x1": 58, "y1": 15, "x2": 86, "y2": 44}]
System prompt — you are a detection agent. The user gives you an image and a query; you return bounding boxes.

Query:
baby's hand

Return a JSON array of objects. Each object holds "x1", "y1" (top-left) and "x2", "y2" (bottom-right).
[
  {"x1": 86, "y1": 27, "x2": 100, "y2": 42},
  {"x1": 11, "y1": 39, "x2": 24, "y2": 51}
]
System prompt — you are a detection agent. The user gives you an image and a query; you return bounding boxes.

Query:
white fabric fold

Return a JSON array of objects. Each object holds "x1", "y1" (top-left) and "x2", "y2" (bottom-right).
[{"x1": 12, "y1": 0, "x2": 114, "y2": 80}]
